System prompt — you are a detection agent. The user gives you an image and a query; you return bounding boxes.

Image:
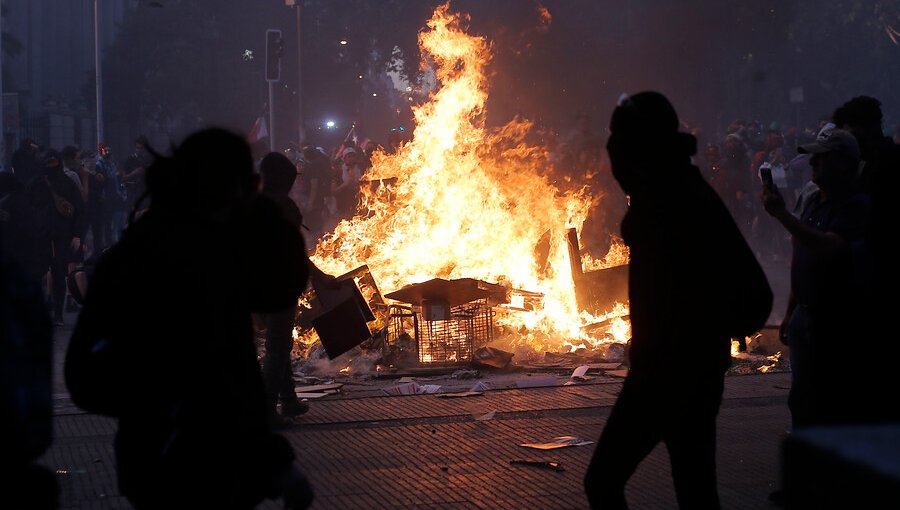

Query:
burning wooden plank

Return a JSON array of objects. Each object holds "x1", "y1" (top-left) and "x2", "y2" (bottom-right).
[{"x1": 566, "y1": 228, "x2": 629, "y2": 316}]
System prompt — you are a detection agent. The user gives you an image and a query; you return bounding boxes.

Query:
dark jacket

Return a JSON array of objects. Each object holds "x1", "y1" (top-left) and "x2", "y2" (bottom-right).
[
  {"x1": 65, "y1": 194, "x2": 308, "y2": 507},
  {"x1": 622, "y1": 162, "x2": 771, "y2": 378},
  {"x1": 29, "y1": 166, "x2": 86, "y2": 241}
]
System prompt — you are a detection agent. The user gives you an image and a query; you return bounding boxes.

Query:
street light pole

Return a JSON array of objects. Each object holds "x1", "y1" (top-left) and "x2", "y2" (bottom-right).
[
  {"x1": 94, "y1": 0, "x2": 104, "y2": 146},
  {"x1": 268, "y1": 80, "x2": 275, "y2": 151},
  {"x1": 286, "y1": 0, "x2": 304, "y2": 145},
  {"x1": 295, "y1": 2, "x2": 304, "y2": 144},
  {"x1": 0, "y1": 0, "x2": 5, "y2": 169}
]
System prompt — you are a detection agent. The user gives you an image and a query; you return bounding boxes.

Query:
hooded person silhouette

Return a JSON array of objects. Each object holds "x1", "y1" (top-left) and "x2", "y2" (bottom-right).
[{"x1": 584, "y1": 92, "x2": 771, "y2": 510}]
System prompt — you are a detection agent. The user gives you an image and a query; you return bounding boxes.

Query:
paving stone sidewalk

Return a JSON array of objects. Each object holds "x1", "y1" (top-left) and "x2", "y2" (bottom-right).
[
  {"x1": 40, "y1": 313, "x2": 791, "y2": 509},
  {"x1": 43, "y1": 373, "x2": 790, "y2": 510}
]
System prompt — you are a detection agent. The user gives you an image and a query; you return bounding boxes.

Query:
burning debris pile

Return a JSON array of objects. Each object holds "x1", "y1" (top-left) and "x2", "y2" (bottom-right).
[{"x1": 287, "y1": 4, "x2": 782, "y2": 377}]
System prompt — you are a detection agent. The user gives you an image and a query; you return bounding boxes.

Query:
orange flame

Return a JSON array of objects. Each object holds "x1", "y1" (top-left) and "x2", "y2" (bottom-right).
[{"x1": 310, "y1": 3, "x2": 627, "y2": 351}]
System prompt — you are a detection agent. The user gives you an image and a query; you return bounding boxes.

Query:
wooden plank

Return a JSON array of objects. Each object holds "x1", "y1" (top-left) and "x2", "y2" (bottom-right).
[
  {"x1": 295, "y1": 393, "x2": 330, "y2": 399},
  {"x1": 294, "y1": 383, "x2": 344, "y2": 393}
]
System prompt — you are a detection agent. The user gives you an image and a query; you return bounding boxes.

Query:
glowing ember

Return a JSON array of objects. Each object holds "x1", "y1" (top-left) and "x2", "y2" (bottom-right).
[{"x1": 309, "y1": 3, "x2": 628, "y2": 352}]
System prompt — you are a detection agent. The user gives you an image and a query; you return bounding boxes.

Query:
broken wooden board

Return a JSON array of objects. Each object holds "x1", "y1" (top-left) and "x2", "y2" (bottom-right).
[
  {"x1": 435, "y1": 391, "x2": 484, "y2": 399},
  {"x1": 294, "y1": 383, "x2": 344, "y2": 393}
]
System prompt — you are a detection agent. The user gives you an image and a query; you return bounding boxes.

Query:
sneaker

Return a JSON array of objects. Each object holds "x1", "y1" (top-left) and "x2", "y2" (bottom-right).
[{"x1": 281, "y1": 400, "x2": 310, "y2": 417}]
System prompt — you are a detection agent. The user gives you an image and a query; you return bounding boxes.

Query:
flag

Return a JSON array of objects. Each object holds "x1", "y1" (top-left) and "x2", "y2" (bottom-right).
[
  {"x1": 344, "y1": 126, "x2": 358, "y2": 145},
  {"x1": 248, "y1": 116, "x2": 268, "y2": 145},
  {"x1": 336, "y1": 126, "x2": 359, "y2": 160}
]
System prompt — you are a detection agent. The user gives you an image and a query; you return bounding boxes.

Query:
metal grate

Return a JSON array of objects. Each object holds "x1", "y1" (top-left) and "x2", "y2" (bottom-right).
[
  {"x1": 417, "y1": 299, "x2": 494, "y2": 364},
  {"x1": 386, "y1": 304, "x2": 419, "y2": 365}
]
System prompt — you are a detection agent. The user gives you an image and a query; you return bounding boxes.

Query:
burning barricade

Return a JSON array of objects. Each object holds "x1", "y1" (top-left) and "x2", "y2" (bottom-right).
[{"x1": 285, "y1": 4, "x2": 781, "y2": 379}]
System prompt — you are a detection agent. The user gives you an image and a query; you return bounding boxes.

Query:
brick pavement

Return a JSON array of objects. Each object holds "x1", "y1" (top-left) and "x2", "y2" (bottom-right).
[{"x1": 40, "y1": 314, "x2": 791, "y2": 509}]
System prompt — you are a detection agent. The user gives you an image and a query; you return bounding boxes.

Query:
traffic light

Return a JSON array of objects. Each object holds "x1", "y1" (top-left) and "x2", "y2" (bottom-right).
[{"x1": 265, "y1": 29, "x2": 284, "y2": 82}]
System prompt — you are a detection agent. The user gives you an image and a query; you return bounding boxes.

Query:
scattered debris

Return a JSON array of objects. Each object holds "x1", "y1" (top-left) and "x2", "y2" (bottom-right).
[
  {"x1": 382, "y1": 381, "x2": 442, "y2": 396},
  {"x1": 606, "y1": 369, "x2": 628, "y2": 378},
  {"x1": 510, "y1": 460, "x2": 565, "y2": 472},
  {"x1": 472, "y1": 346, "x2": 515, "y2": 369},
  {"x1": 470, "y1": 381, "x2": 490, "y2": 392},
  {"x1": 587, "y1": 363, "x2": 621, "y2": 370},
  {"x1": 474, "y1": 411, "x2": 496, "y2": 421},
  {"x1": 451, "y1": 369, "x2": 480, "y2": 379},
  {"x1": 520, "y1": 436, "x2": 594, "y2": 450},
  {"x1": 294, "y1": 383, "x2": 344, "y2": 393},
  {"x1": 398, "y1": 376, "x2": 417, "y2": 383},
  {"x1": 436, "y1": 391, "x2": 484, "y2": 399},
  {"x1": 571, "y1": 365, "x2": 593, "y2": 381}
]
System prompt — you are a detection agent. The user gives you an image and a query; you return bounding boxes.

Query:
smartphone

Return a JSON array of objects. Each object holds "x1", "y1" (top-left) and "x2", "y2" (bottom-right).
[{"x1": 759, "y1": 165, "x2": 774, "y2": 187}]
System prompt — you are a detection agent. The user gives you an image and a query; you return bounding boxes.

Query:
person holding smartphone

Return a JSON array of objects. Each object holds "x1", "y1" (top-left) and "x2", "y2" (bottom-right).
[{"x1": 760, "y1": 127, "x2": 870, "y2": 428}]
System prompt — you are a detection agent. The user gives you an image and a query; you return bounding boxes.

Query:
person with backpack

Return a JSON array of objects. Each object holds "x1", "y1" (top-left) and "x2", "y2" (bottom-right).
[{"x1": 584, "y1": 92, "x2": 772, "y2": 510}]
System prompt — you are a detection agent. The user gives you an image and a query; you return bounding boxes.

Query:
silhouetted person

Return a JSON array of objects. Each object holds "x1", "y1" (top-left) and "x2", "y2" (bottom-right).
[
  {"x1": 65, "y1": 128, "x2": 314, "y2": 509},
  {"x1": 259, "y1": 152, "x2": 310, "y2": 425},
  {"x1": 30, "y1": 151, "x2": 86, "y2": 326},
  {"x1": 121, "y1": 135, "x2": 151, "y2": 214},
  {"x1": 299, "y1": 145, "x2": 331, "y2": 240},
  {"x1": 0, "y1": 234, "x2": 58, "y2": 509},
  {"x1": 584, "y1": 92, "x2": 772, "y2": 510},
  {"x1": 10, "y1": 138, "x2": 41, "y2": 187},
  {"x1": 832, "y1": 97, "x2": 900, "y2": 423},
  {"x1": 0, "y1": 171, "x2": 50, "y2": 283},
  {"x1": 761, "y1": 127, "x2": 871, "y2": 427}
]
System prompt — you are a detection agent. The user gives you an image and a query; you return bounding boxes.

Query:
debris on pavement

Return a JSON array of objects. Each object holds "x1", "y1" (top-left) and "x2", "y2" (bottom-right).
[
  {"x1": 293, "y1": 382, "x2": 344, "y2": 399},
  {"x1": 451, "y1": 369, "x2": 480, "y2": 379},
  {"x1": 382, "y1": 381, "x2": 441, "y2": 396},
  {"x1": 472, "y1": 346, "x2": 515, "y2": 369},
  {"x1": 519, "y1": 436, "x2": 594, "y2": 450},
  {"x1": 436, "y1": 391, "x2": 484, "y2": 398},
  {"x1": 470, "y1": 381, "x2": 490, "y2": 392},
  {"x1": 587, "y1": 362, "x2": 621, "y2": 370},
  {"x1": 570, "y1": 365, "x2": 593, "y2": 381},
  {"x1": 510, "y1": 460, "x2": 565, "y2": 472},
  {"x1": 473, "y1": 411, "x2": 496, "y2": 421},
  {"x1": 606, "y1": 369, "x2": 628, "y2": 378},
  {"x1": 294, "y1": 383, "x2": 344, "y2": 393}
]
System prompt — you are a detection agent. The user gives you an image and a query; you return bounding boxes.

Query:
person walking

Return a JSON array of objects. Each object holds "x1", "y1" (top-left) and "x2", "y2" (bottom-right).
[
  {"x1": 259, "y1": 152, "x2": 312, "y2": 425},
  {"x1": 584, "y1": 92, "x2": 772, "y2": 510},
  {"x1": 65, "y1": 128, "x2": 314, "y2": 509}
]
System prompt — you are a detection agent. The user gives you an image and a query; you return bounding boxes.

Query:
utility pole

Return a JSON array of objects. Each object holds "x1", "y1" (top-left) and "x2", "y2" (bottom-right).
[
  {"x1": 94, "y1": 0, "x2": 104, "y2": 146},
  {"x1": 0, "y1": 0, "x2": 5, "y2": 169},
  {"x1": 295, "y1": 1, "x2": 304, "y2": 144},
  {"x1": 266, "y1": 29, "x2": 283, "y2": 152}
]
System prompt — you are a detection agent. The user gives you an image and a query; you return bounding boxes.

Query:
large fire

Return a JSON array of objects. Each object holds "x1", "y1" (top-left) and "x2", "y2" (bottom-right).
[{"x1": 309, "y1": 4, "x2": 629, "y2": 353}]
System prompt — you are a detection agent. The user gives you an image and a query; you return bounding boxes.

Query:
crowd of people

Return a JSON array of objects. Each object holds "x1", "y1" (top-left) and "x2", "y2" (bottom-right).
[{"x1": 0, "y1": 136, "x2": 152, "y2": 326}]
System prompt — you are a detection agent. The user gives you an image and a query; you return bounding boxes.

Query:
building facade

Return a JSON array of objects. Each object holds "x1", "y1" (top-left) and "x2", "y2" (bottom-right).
[{"x1": 2, "y1": 0, "x2": 133, "y2": 164}]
